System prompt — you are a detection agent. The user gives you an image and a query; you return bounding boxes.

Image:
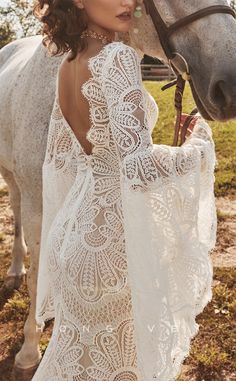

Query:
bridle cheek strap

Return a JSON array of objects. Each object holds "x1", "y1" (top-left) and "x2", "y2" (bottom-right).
[
  {"x1": 142, "y1": 1, "x2": 236, "y2": 146},
  {"x1": 143, "y1": 2, "x2": 236, "y2": 60}
]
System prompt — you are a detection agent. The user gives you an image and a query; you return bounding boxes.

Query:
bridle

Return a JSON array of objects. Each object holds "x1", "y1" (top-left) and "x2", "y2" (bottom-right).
[
  {"x1": 143, "y1": 1, "x2": 236, "y2": 145},
  {"x1": 143, "y1": 2, "x2": 235, "y2": 61}
]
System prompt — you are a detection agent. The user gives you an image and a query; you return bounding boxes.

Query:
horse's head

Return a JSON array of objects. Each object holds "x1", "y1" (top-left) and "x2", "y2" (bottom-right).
[{"x1": 122, "y1": 0, "x2": 236, "y2": 122}]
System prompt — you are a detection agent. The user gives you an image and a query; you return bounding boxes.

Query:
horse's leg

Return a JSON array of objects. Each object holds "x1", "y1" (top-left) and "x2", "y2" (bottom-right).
[
  {"x1": 0, "y1": 165, "x2": 27, "y2": 289},
  {"x1": 14, "y1": 190, "x2": 42, "y2": 369}
]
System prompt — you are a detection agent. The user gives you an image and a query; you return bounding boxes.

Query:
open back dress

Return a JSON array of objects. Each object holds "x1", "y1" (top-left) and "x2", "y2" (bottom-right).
[{"x1": 33, "y1": 41, "x2": 217, "y2": 381}]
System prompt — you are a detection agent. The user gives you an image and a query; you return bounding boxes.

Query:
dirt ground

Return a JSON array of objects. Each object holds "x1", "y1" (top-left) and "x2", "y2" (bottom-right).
[
  {"x1": 212, "y1": 197, "x2": 236, "y2": 267},
  {"x1": 0, "y1": 176, "x2": 235, "y2": 381}
]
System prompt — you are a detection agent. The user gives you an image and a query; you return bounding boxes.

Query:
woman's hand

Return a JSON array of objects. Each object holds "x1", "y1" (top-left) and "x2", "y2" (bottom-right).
[{"x1": 179, "y1": 113, "x2": 201, "y2": 141}]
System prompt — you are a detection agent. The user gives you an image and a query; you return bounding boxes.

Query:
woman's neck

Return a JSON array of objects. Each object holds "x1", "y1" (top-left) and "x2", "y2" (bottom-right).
[{"x1": 86, "y1": 23, "x2": 116, "y2": 43}]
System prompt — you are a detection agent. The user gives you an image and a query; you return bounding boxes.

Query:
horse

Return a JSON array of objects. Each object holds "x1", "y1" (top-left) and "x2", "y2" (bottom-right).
[{"x1": 0, "y1": 0, "x2": 236, "y2": 374}]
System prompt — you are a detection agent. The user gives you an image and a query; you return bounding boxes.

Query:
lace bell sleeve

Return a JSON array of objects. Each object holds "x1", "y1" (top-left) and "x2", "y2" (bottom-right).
[
  {"x1": 35, "y1": 101, "x2": 79, "y2": 328},
  {"x1": 102, "y1": 44, "x2": 217, "y2": 381},
  {"x1": 102, "y1": 44, "x2": 215, "y2": 191}
]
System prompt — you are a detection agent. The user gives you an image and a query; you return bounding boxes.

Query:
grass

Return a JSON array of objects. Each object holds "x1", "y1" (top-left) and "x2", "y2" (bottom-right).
[
  {"x1": 0, "y1": 187, "x2": 9, "y2": 198},
  {"x1": 216, "y1": 209, "x2": 231, "y2": 222},
  {"x1": 143, "y1": 81, "x2": 236, "y2": 197},
  {"x1": 0, "y1": 292, "x2": 29, "y2": 322},
  {"x1": 178, "y1": 268, "x2": 236, "y2": 380}
]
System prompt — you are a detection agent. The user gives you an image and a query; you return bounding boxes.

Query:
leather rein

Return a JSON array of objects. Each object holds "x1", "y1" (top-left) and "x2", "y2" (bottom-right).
[{"x1": 143, "y1": 1, "x2": 236, "y2": 146}]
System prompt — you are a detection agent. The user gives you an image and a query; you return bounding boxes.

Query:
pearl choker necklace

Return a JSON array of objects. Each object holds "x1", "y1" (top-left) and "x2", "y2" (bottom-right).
[{"x1": 80, "y1": 29, "x2": 115, "y2": 45}]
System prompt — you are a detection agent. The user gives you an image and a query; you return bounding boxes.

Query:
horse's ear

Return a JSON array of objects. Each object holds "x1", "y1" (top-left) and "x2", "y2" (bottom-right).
[{"x1": 143, "y1": 0, "x2": 150, "y2": 15}]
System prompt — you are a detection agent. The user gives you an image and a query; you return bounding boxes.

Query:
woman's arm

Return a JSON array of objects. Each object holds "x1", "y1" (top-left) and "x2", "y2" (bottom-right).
[{"x1": 102, "y1": 44, "x2": 215, "y2": 190}]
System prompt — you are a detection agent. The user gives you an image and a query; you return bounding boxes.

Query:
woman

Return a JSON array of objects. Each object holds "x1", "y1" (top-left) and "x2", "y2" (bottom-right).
[{"x1": 33, "y1": 0, "x2": 217, "y2": 380}]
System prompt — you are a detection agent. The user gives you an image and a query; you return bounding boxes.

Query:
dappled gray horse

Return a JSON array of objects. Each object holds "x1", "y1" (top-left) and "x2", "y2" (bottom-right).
[{"x1": 1, "y1": 0, "x2": 236, "y2": 372}]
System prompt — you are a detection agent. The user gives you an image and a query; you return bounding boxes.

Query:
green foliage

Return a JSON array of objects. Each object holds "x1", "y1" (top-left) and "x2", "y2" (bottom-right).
[
  {"x1": 144, "y1": 81, "x2": 236, "y2": 197},
  {"x1": 216, "y1": 209, "x2": 231, "y2": 221},
  {"x1": 0, "y1": 290, "x2": 30, "y2": 322},
  {"x1": 0, "y1": 186, "x2": 9, "y2": 197},
  {"x1": 0, "y1": 0, "x2": 40, "y2": 48},
  {"x1": 39, "y1": 337, "x2": 50, "y2": 355},
  {"x1": 0, "y1": 20, "x2": 16, "y2": 49},
  {"x1": 192, "y1": 343, "x2": 229, "y2": 367},
  {"x1": 7, "y1": 293, "x2": 29, "y2": 311}
]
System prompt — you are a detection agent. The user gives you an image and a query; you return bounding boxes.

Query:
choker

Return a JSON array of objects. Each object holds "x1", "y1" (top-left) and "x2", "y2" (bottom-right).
[{"x1": 80, "y1": 29, "x2": 115, "y2": 45}]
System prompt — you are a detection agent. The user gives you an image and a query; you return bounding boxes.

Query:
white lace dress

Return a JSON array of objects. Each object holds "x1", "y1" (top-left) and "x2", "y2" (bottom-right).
[{"x1": 33, "y1": 41, "x2": 217, "y2": 381}]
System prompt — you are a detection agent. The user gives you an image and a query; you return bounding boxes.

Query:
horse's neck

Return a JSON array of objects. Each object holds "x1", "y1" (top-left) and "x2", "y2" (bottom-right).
[
  {"x1": 117, "y1": 17, "x2": 166, "y2": 61},
  {"x1": 158, "y1": 0, "x2": 229, "y2": 21},
  {"x1": 123, "y1": 0, "x2": 229, "y2": 61}
]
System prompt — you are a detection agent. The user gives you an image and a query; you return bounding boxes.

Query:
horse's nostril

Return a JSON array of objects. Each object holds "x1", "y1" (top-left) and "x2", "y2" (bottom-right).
[
  {"x1": 210, "y1": 79, "x2": 232, "y2": 109},
  {"x1": 214, "y1": 81, "x2": 226, "y2": 105}
]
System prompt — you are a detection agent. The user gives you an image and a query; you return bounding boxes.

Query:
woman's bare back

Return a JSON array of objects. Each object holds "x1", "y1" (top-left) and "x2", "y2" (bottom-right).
[{"x1": 58, "y1": 48, "x2": 102, "y2": 155}]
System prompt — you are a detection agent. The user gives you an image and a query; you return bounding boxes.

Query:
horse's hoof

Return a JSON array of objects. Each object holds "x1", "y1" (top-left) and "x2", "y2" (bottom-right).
[
  {"x1": 4, "y1": 273, "x2": 27, "y2": 290},
  {"x1": 12, "y1": 362, "x2": 40, "y2": 381}
]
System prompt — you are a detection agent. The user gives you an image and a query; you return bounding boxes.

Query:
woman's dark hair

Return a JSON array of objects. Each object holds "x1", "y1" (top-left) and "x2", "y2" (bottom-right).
[{"x1": 33, "y1": 0, "x2": 88, "y2": 61}]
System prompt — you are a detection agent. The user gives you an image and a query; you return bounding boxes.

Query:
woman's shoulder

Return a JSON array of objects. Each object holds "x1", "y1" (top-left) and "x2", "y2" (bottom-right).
[
  {"x1": 99, "y1": 41, "x2": 143, "y2": 89},
  {"x1": 104, "y1": 41, "x2": 137, "y2": 53},
  {"x1": 99, "y1": 41, "x2": 142, "y2": 82},
  {"x1": 103, "y1": 41, "x2": 141, "y2": 64}
]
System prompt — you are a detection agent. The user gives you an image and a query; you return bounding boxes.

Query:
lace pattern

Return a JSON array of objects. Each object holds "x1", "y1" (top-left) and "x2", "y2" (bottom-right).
[
  {"x1": 101, "y1": 44, "x2": 216, "y2": 380},
  {"x1": 34, "y1": 42, "x2": 216, "y2": 381}
]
